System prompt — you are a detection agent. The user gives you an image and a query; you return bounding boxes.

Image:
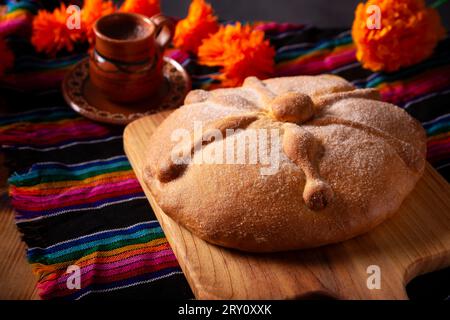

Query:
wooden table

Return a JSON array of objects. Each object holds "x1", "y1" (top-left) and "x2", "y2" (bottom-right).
[{"x1": 0, "y1": 154, "x2": 39, "y2": 299}]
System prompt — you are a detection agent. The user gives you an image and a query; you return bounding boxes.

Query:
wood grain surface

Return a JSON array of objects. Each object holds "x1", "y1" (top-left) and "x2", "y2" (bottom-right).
[
  {"x1": 0, "y1": 154, "x2": 39, "y2": 300},
  {"x1": 124, "y1": 113, "x2": 450, "y2": 300}
]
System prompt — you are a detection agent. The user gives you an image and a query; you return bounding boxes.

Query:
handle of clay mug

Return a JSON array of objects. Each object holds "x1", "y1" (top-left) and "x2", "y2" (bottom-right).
[{"x1": 151, "y1": 14, "x2": 175, "y2": 50}]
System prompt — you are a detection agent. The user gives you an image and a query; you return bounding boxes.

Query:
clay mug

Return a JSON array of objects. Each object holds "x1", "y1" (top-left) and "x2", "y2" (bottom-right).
[{"x1": 90, "y1": 12, "x2": 174, "y2": 103}]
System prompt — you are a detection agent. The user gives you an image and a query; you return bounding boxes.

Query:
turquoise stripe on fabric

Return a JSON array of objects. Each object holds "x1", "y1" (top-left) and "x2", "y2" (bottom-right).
[
  {"x1": 426, "y1": 121, "x2": 450, "y2": 136},
  {"x1": 365, "y1": 57, "x2": 450, "y2": 88},
  {"x1": 8, "y1": 160, "x2": 132, "y2": 184},
  {"x1": 275, "y1": 35, "x2": 353, "y2": 62},
  {"x1": 28, "y1": 227, "x2": 164, "y2": 261}
]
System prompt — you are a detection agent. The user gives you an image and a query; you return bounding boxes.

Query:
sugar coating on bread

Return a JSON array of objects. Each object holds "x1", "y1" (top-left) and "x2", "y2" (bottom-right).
[{"x1": 143, "y1": 75, "x2": 426, "y2": 252}]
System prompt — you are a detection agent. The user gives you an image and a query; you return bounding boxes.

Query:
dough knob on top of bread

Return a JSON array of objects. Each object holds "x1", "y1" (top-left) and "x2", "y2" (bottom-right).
[
  {"x1": 243, "y1": 76, "x2": 316, "y2": 124},
  {"x1": 269, "y1": 92, "x2": 315, "y2": 124}
]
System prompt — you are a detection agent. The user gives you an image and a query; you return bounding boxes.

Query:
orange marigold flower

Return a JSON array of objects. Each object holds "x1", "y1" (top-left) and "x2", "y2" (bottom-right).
[
  {"x1": 351, "y1": 0, "x2": 446, "y2": 72},
  {"x1": 82, "y1": 0, "x2": 116, "y2": 45},
  {"x1": 198, "y1": 23, "x2": 275, "y2": 87},
  {"x1": 0, "y1": 37, "x2": 14, "y2": 76},
  {"x1": 173, "y1": 0, "x2": 219, "y2": 54},
  {"x1": 31, "y1": 3, "x2": 84, "y2": 56},
  {"x1": 120, "y1": 0, "x2": 160, "y2": 17}
]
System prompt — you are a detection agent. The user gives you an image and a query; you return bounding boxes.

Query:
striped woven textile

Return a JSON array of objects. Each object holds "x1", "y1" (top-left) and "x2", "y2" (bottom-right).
[
  {"x1": 1, "y1": 2, "x2": 449, "y2": 299},
  {"x1": 1, "y1": 106, "x2": 193, "y2": 299}
]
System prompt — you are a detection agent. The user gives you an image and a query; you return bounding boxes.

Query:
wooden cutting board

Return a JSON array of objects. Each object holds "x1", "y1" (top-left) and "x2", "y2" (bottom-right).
[{"x1": 124, "y1": 112, "x2": 450, "y2": 300}]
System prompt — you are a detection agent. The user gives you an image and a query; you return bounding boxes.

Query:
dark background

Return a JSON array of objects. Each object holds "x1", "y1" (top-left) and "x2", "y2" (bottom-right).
[{"x1": 162, "y1": 0, "x2": 450, "y2": 28}]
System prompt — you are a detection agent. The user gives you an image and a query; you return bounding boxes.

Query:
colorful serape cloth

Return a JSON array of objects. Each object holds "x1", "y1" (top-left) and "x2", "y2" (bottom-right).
[
  {"x1": 1, "y1": 105, "x2": 194, "y2": 299},
  {"x1": 1, "y1": 2, "x2": 449, "y2": 300}
]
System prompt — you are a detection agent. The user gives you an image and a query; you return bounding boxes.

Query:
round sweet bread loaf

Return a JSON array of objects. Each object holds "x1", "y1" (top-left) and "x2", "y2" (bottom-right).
[{"x1": 143, "y1": 75, "x2": 426, "y2": 252}]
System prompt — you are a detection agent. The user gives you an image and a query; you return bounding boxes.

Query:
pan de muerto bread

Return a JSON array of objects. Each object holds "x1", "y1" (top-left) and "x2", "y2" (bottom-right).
[{"x1": 143, "y1": 75, "x2": 426, "y2": 252}]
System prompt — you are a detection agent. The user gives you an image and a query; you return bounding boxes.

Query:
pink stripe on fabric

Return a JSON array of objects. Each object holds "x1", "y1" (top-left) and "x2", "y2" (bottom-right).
[
  {"x1": 275, "y1": 48, "x2": 356, "y2": 76},
  {"x1": 0, "y1": 16, "x2": 29, "y2": 36},
  {"x1": 166, "y1": 49, "x2": 190, "y2": 65},
  {"x1": 1, "y1": 69, "x2": 69, "y2": 91},
  {"x1": 427, "y1": 142, "x2": 450, "y2": 152},
  {"x1": 255, "y1": 22, "x2": 304, "y2": 33},
  {"x1": 11, "y1": 178, "x2": 139, "y2": 203},
  {"x1": 10, "y1": 182, "x2": 142, "y2": 211},
  {"x1": 1, "y1": 121, "x2": 109, "y2": 137},
  {"x1": 38, "y1": 250, "x2": 177, "y2": 297},
  {"x1": 426, "y1": 144, "x2": 450, "y2": 157},
  {"x1": 39, "y1": 249, "x2": 176, "y2": 289},
  {"x1": 380, "y1": 70, "x2": 450, "y2": 104}
]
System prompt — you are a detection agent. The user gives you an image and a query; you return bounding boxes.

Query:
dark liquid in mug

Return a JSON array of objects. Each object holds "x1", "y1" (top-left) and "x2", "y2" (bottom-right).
[{"x1": 96, "y1": 14, "x2": 151, "y2": 40}]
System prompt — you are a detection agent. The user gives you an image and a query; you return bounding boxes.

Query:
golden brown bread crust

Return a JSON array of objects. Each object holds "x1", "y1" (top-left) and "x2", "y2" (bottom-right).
[{"x1": 143, "y1": 75, "x2": 427, "y2": 252}]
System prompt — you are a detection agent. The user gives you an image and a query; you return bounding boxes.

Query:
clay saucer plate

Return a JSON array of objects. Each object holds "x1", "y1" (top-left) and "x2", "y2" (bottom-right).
[{"x1": 62, "y1": 57, "x2": 191, "y2": 125}]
